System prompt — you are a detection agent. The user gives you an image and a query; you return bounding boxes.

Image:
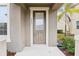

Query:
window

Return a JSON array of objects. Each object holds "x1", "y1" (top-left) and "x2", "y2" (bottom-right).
[
  {"x1": 0, "y1": 23, "x2": 7, "y2": 35},
  {"x1": 76, "y1": 21, "x2": 79, "y2": 29},
  {"x1": 0, "y1": 5, "x2": 8, "y2": 35}
]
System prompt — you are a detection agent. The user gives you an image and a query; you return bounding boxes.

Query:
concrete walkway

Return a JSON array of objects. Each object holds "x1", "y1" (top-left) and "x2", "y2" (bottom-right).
[{"x1": 15, "y1": 45, "x2": 65, "y2": 56}]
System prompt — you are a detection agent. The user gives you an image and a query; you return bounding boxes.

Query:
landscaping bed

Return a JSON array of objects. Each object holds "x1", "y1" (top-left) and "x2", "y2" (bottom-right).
[
  {"x1": 58, "y1": 47, "x2": 74, "y2": 56},
  {"x1": 57, "y1": 33, "x2": 75, "y2": 56}
]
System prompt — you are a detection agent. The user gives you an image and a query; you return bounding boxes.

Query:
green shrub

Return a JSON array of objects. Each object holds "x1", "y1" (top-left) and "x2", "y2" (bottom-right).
[{"x1": 62, "y1": 36, "x2": 75, "y2": 54}]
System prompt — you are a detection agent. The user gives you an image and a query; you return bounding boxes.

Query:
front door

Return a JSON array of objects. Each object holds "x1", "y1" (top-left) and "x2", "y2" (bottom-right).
[{"x1": 33, "y1": 11, "x2": 46, "y2": 44}]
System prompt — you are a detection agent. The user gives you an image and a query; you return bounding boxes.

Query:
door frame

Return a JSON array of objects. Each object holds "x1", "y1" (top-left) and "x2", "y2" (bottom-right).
[{"x1": 30, "y1": 7, "x2": 49, "y2": 46}]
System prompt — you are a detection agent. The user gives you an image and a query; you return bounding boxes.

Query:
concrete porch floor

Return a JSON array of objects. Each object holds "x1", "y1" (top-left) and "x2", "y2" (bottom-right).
[{"x1": 15, "y1": 45, "x2": 65, "y2": 56}]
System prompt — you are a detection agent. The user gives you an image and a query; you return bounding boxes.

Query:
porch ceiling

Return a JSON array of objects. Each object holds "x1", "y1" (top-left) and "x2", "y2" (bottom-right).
[
  {"x1": 16, "y1": 3, "x2": 63, "y2": 11},
  {"x1": 24, "y1": 3, "x2": 54, "y2": 7}
]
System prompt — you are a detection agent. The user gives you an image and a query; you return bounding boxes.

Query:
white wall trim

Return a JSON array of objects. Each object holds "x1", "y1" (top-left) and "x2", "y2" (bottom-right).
[
  {"x1": 7, "y1": 3, "x2": 11, "y2": 42},
  {"x1": 30, "y1": 7, "x2": 49, "y2": 46}
]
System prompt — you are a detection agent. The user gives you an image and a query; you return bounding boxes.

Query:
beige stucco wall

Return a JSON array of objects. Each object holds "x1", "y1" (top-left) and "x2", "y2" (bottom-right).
[
  {"x1": 25, "y1": 9, "x2": 31, "y2": 46},
  {"x1": 7, "y1": 4, "x2": 26, "y2": 52},
  {"x1": 20, "y1": 7, "x2": 27, "y2": 47},
  {"x1": 74, "y1": 5, "x2": 79, "y2": 56},
  {"x1": 72, "y1": 13, "x2": 79, "y2": 56},
  {"x1": 0, "y1": 41, "x2": 6, "y2": 56},
  {"x1": 7, "y1": 4, "x2": 31, "y2": 52},
  {"x1": 48, "y1": 9, "x2": 57, "y2": 46},
  {"x1": 75, "y1": 40, "x2": 79, "y2": 56}
]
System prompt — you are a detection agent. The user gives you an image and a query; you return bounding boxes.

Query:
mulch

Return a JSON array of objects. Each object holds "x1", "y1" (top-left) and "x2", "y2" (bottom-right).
[
  {"x1": 58, "y1": 47, "x2": 74, "y2": 56},
  {"x1": 7, "y1": 51, "x2": 16, "y2": 56}
]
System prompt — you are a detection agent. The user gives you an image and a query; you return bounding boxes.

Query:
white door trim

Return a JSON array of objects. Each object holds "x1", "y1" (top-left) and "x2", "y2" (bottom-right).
[{"x1": 30, "y1": 7, "x2": 49, "y2": 46}]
